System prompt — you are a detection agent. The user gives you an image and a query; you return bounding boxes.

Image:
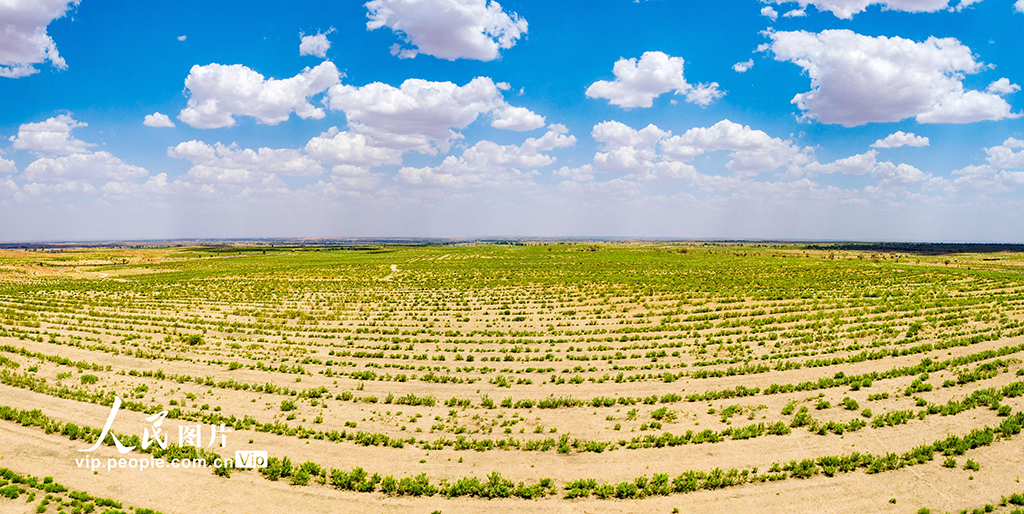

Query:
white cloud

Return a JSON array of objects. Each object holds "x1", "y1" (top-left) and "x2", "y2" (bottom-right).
[
  {"x1": 177, "y1": 35, "x2": 187, "y2": 42},
  {"x1": 0, "y1": 0, "x2": 78, "y2": 78},
  {"x1": 871, "y1": 161, "x2": 929, "y2": 184},
  {"x1": 143, "y1": 112, "x2": 176, "y2": 128},
  {"x1": 491, "y1": 104, "x2": 546, "y2": 131},
  {"x1": 0, "y1": 177, "x2": 17, "y2": 195},
  {"x1": 168, "y1": 140, "x2": 325, "y2": 184},
  {"x1": 585, "y1": 120, "x2": 815, "y2": 184},
  {"x1": 365, "y1": 0, "x2": 527, "y2": 61},
  {"x1": 166, "y1": 139, "x2": 217, "y2": 163},
  {"x1": 0, "y1": 158, "x2": 17, "y2": 174},
  {"x1": 660, "y1": 120, "x2": 806, "y2": 177},
  {"x1": 763, "y1": 0, "x2": 956, "y2": 19},
  {"x1": 733, "y1": 60, "x2": 754, "y2": 73},
  {"x1": 179, "y1": 61, "x2": 341, "y2": 128},
  {"x1": 1017, "y1": 0, "x2": 1024, "y2": 13},
  {"x1": 592, "y1": 121, "x2": 669, "y2": 172},
  {"x1": 984, "y1": 137, "x2": 1024, "y2": 169},
  {"x1": 524, "y1": 124, "x2": 576, "y2": 151},
  {"x1": 802, "y1": 149, "x2": 929, "y2": 183},
  {"x1": 954, "y1": 0, "x2": 983, "y2": 11},
  {"x1": 304, "y1": 127, "x2": 403, "y2": 169},
  {"x1": 948, "y1": 143, "x2": 1024, "y2": 192},
  {"x1": 459, "y1": 140, "x2": 557, "y2": 169},
  {"x1": 24, "y1": 151, "x2": 148, "y2": 183},
  {"x1": 988, "y1": 78, "x2": 1021, "y2": 95},
  {"x1": 761, "y1": 6, "x2": 779, "y2": 20},
  {"x1": 101, "y1": 173, "x2": 170, "y2": 197},
  {"x1": 767, "y1": 29, "x2": 1019, "y2": 126},
  {"x1": 23, "y1": 180, "x2": 94, "y2": 195},
  {"x1": 396, "y1": 155, "x2": 536, "y2": 188},
  {"x1": 871, "y1": 131, "x2": 930, "y2": 148},
  {"x1": 585, "y1": 51, "x2": 723, "y2": 108},
  {"x1": 326, "y1": 76, "x2": 541, "y2": 153},
  {"x1": 686, "y1": 84, "x2": 726, "y2": 107},
  {"x1": 300, "y1": 30, "x2": 332, "y2": 58},
  {"x1": 804, "y1": 150, "x2": 878, "y2": 175},
  {"x1": 322, "y1": 166, "x2": 382, "y2": 191},
  {"x1": 9, "y1": 115, "x2": 158, "y2": 197},
  {"x1": 396, "y1": 127, "x2": 573, "y2": 188},
  {"x1": 552, "y1": 165, "x2": 594, "y2": 182},
  {"x1": 783, "y1": 8, "x2": 807, "y2": 16},
  {"x1": 9, "y1": 114, "x2": 92, "y2": 155}
]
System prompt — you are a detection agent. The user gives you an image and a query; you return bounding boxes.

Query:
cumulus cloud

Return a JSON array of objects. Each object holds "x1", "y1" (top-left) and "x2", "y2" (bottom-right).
[
  {"x1": 783, "y1": 8, "x2": 807, "y2": 16},
  {"x1": 871, "y1": 131, "x2": 930, "y2": 148},
  {"x1": 953, "y1": 0, "x2": 983, "y2": 11},
  {"x1": 0, "y1": 158, "x2": 17, "y2": 174},
  {"x1": 660, "y1": 120, "x2": 806, "y2": 177},
  {"x1": 762, "y1": 0, "x2": 959, "y2": 19},
  {"x1": 9, "y1": 114, "x2": 92, "y2": 155},
  {"x1": 491, "y1": 104, "x2": 546, "y2": 131},
  {"x1": 1017, "y1": 0, "x2": 1024, "y2": 13},
  {"x1": 804, "y1": 150, "x2": 878, "y2": 175},
  {"x1": 0, "y1": 177, "x2": 18, "y2": 196},
  {"x1": 871, "y1": 161, "x2": 929, "y2": 184},
  {"x1": 802, "y1": 149, "x2": 929, "y2": 184},
  {"x1": 9, "y1": 115, "x2": 158, "y2": 197},
  {"x1": 733, "y1": 60, "x2": 754, "y2": 73},
  {"x1": 323, "y1": 166, "x2": 383, "y2": 191},
  {"x1": 761, "y1": 6, "x2": 779, "y2": 20},
  {"x1": 143, "y1": 112, "x2": 176, "y2": 128},
  {"x1": 949, "y1": 140, "x2": 1024, "y2": 192},
  {"x1": 524, "y1": 124, "x2": 576, "y2": 151},
  {"x1": 101, "y1": 173, "x2": 170, "y2": 197},
  {"x1": 177, "y1": 35, "x2": 187, "y2": 42},
  {"x1": 585, "y1": 120, "x2": 814, "y2": 183},
  {"x1": 552, "y1": 165, "x2": 594, "y2": 182},
  {"x1": 459, "y1": 140, "x2": 557, "y2": 169},
  {"x1": 304, "y1": 127, "x2": 403, "y2": 169},
  {"x1": 766, "y1": 29, "x2": 1019, "y2": 126},
  {"x1": 366, "y1": 0, "x2": 527, "y2": 61},
  {"x1": 984, "y1": 137, "x2": 1024, "y2": 169},
  {"x1": 326, "y1": 76, "x2": 543, "y2": 153},
  {"x1": 179, "y1": 61, "x2": 341, "y2": 128},
  {"x1": 300, "y1": 30, "x2": 333, "y2": 58},
  {"x1": 22, "y1": 180, "x2": 94, "y2": 195},
  {"x1": 397, "y1": 126, "x2": 574, "y2": 188},
  {"x1": 0, "y1": 0, "x2": 78, "y2": 78},
  {"x1": 988, "y1": 78, "x2": 1021, "y2": 95},
  {"x1": 168, "y1": 140, "x2": 325, "y2": 184},
  {"x1": 585, "y1": 51, "x2": 723, "y2": 108},
  {"x1": 24, "y1": 151, "x2": 148, "y2": 183},
  {"x1": 591, "y1": 121, "x2": 669, "y2": 172}
]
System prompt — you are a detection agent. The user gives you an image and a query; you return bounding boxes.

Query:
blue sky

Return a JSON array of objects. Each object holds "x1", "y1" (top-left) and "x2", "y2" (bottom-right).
[{"x1": 1, "y1": 0, "x2": 1023, "y2": 242}]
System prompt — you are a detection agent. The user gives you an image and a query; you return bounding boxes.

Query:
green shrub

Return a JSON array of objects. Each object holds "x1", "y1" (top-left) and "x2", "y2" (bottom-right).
[{"x1": 291, "y1": 469, "x2": 310, "y2": 486}]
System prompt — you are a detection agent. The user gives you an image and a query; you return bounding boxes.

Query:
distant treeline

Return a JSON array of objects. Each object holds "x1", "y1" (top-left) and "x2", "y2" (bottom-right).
[{"x1": 806, "y1": 242, "x2": 1024, "y2": 255}]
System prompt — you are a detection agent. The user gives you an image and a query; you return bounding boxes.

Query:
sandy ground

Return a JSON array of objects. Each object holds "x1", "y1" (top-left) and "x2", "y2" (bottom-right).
[
  {"x1": 2, "y1": 414, "x2": 1024, "y2": 514},
  {"x1": 4, "y1": 245, "x2": 1024, "y2": 513}
]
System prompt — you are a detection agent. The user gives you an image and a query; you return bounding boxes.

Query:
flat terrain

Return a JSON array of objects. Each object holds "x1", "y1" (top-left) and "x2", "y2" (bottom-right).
[{"x1": 3, "y1": 242, "x2": 1024, "y2": 513}]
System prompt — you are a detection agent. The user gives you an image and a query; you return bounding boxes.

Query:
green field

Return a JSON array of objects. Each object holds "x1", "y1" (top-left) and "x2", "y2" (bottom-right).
[{"x1": 3, "y1": 242, "x2": 1024, "y2": 513}]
